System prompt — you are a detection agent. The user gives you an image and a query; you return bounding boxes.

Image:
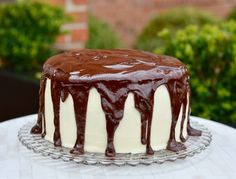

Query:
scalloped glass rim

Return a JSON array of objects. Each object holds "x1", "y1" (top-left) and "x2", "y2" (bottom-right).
[{"x1": 18, "y1": 120, "x2": 212, "y2": 166}]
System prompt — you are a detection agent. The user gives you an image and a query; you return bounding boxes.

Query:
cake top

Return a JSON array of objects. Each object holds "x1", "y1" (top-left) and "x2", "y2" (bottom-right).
[{"x1": 43, "y1": 49, "x2": 187, "y2": 83}]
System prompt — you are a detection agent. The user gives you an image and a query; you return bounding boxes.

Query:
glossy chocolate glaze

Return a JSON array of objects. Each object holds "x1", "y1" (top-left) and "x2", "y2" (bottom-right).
[{"x1": 31, "y1": 49, "x2": 201, "y2": 157}]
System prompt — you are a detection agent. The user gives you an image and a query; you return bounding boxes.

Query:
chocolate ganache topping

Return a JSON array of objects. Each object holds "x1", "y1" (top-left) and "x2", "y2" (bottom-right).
[{"x1": 31, "y1": 49, "x2": 201, "y2": 157}]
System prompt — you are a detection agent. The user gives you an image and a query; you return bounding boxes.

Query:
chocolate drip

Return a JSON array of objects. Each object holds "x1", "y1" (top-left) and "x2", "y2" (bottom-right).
[
  {"x1": 68, "y1": 85, "x2": 90, "y2": 155},
  {"x1": 96, "y1": 82, "x2": 128, "y2": 157},
  {"x1": 61, "y1": 88, "x2": 69, "y2": 102},
  {"x1": 166, "y1": 80, "x2": 186, "y2": 152},
  {"x1": 31, "y1": 49, "x2": 201, "y2": 157},
  {"x1": 179, "y1": 93, "x2": 187, "y2": 142},
  {"x1": 186, "y1": 87, "x2": 202, "y2": 136},
  {"x1": 133, "y1": 83, "x2": 155, "y2": 155},
  {"x1": 31, "y1": 76, "x2": 46, "y2": 135},
  {"x1": 51, "y1": 80, "x2": 62, "y2": 146},
  {"x1": 188, "y1": 123, "x2": 202, "y2": 136}
]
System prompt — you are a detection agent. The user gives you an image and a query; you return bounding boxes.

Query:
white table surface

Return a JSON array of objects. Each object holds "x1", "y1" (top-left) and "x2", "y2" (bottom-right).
[{"x1": 0, "y1": 114, "x2": 236, "y2": 179}]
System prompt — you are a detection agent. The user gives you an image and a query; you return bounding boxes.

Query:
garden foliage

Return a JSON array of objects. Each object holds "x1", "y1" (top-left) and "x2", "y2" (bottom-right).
[
  {"x1": 155, "y1": 21, "x2": 236, "y2": 126},
  {"x1": 227, "y1": 7, "x2": 236, "y2": 20},
  {"x1": 86, "y1": 15, "x2": 122, "y2": 49},
  {"x1": 0, "y1": 2, "x2": 68, "y2": 73},
  {"x1": 136, "y1": 7, "x2": 218, "y2": 52}
]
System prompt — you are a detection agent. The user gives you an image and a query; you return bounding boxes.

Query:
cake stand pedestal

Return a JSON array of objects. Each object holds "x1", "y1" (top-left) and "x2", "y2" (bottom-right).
[{"x1": 0, "y1": 114, "x2": 236, "y2": 179}]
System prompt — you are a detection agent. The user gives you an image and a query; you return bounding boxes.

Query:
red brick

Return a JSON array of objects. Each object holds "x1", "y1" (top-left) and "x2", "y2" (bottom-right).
[
  {"x1": 72, "y1": 0, "x2": 87, "y2": 5},
  {"x1": 57, "y1": 35, "x2": 66, "y2": 43},
  {"x1": 71, "y1": 28, "x2": 88, "y2": 42},
  {"x1": 68, "y1": 12, "x2": 87, "y2": 23}
]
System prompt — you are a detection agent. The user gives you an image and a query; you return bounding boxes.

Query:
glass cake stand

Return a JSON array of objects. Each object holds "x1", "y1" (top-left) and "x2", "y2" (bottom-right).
[{"x1": 18, "y1": 121, "x2": 212, "y2": 166}]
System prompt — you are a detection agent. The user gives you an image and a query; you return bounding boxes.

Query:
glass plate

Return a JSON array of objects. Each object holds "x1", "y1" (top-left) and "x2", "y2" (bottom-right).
[{"x1": 18, "y1": 121, "x2": 212, "y2": 166}]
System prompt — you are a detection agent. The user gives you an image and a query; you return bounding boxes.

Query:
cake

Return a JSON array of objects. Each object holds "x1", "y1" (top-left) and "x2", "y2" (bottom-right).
[{"x1": 31, "y1": 49, "x2": 201, "y2": 157}]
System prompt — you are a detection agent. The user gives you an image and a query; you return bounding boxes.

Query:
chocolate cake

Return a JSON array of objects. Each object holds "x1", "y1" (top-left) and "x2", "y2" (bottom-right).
[{"x1": 31, "y1": 49, "x2": 201, "y2": 157}]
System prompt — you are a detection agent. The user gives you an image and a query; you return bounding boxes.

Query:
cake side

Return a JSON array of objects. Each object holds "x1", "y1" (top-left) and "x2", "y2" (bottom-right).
[
  {"x1": 43, "y1": 80, "x2": 189, "y2": 153},
  {"x1": 31, "y1": 49, "x2": 201, "y2": 157}
]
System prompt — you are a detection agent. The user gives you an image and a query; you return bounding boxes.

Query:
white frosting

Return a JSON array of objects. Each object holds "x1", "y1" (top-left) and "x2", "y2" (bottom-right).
[
  {"x1": 44, "y1": 79, "x2": 189, "y2": 153},
  {"x1": 44, "y1": 79, "x2": 54, "y2": 143}
]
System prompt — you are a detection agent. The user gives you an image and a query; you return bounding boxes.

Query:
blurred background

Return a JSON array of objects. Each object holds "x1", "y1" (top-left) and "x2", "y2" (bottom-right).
[{"x1": 0, "y1": 0, "x2": 235, "y2": 128}]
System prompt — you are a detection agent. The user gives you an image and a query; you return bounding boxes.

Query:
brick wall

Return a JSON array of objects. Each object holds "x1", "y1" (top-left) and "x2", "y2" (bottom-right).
[
  {"x1": 89, "y1": 0, "x2": 236, "y2": 47},
  {"x1": 44, "y1": 0, "x2": 236, "y2": 49},
  {"x1": 48, "y1": 0, "x2": 88, "y2": 50}
]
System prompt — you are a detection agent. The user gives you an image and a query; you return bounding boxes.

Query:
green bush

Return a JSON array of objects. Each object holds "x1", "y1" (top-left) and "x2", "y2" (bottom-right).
[
  {"x1": 86, "y1": 16, "x2": 122, "y2": 49},
  {"x1": 227, "y1": 7, "x2": 236, "y2": 20},
  {"x1": 135, "y1": 7, "x2": 219, "y2": 52},
  {"x1": 0, "y1": 2, "x2": 68, "y2": 74},
  {"x1": 155, "y1": 21, "x2": 236, "y2": 126}
]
